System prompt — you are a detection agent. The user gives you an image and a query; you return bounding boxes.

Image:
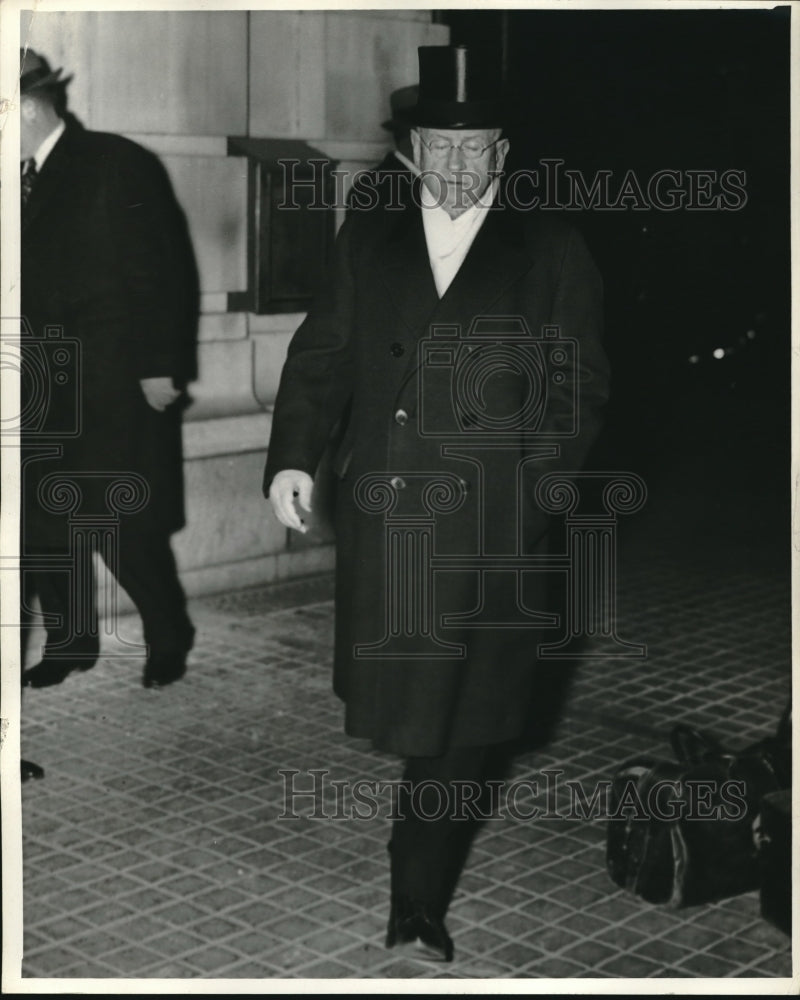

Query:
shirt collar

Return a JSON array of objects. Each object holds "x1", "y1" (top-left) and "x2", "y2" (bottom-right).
[
  {"x1": 420, "y1": 174, "x2": 498, "y2": 224},
  {"x1": 30, "y1": 119, "x2": 66, "y2": 171}
]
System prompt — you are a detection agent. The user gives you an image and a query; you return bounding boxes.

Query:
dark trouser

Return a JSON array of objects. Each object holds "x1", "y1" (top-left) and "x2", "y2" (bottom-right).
[
  {"x1": 23, "y1": 524, "x2": 193, "y2": 664},
  {"x1": 390, "y1": 744, "x2": 491, "y2": 915}
]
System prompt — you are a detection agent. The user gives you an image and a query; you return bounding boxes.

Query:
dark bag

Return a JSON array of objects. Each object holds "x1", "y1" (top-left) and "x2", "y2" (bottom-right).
[
  {"x1": 756, "y1": 788, "x2": 791, "y2": 935},
  {"x1": 606, "y1": 711, "x2": 790, "y2": 908}
]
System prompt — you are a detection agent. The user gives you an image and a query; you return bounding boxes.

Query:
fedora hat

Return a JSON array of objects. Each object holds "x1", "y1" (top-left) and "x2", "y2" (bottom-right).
[
  {"x1": 381, "y1": 85, "x2": 419, "y2": 132},
  {"x1": 404, "y1": 45, "x2": 505, "y2": 130},
  {"x1": 20, "y1": 48, "x2": 72, "y2": 94}
]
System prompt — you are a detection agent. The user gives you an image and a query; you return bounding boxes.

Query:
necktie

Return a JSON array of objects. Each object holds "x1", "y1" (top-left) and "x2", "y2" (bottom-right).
[{"x1": 21, "y1": 158, "x2": 38, "y2": 209}]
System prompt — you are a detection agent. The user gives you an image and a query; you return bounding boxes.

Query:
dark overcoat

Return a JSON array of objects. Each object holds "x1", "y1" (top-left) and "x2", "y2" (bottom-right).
[
  {"x1": 265, "y1": 185, "x2": 610, "y2": 756},
  {"x1": 346, "y1": 151, "x2": 414, "y2": 212},
  {"x1": 21, "y1": 122, "x2": 197, "y2": 547}
]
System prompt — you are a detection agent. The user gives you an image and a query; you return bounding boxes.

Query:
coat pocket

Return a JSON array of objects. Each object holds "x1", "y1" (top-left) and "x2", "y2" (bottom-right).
[{"x1": 331, "y1": 420, "x2": 356, "y2": 480}]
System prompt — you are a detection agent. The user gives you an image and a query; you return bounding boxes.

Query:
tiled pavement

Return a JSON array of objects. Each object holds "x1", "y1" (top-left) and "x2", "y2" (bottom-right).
[{"x1": 11, "y1": 419, "x2": 794, "y2": 985}]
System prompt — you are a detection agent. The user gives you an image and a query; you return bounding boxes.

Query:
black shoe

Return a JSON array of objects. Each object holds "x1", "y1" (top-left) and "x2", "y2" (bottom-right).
[
  {"x1": 21, "y1": 759, "x2": 45, "y2": 782},
  {"x1": 142, "y1": 649, "x2": 188, "y2": 689},
  {"x1": 22, "y1": 656, "x2": 96, "y2": 689},
  {"x1": 386, "y1": 894, "x2": 454, "y2": 962}
]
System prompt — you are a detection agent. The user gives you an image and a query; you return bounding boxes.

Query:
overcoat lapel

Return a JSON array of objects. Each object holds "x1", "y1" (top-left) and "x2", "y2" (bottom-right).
[
  {"x1": 374, "y1": 204, "x2": 439, "y2": 337},
  {"x1": 22, "y1": 129, "x2": 71, "y2": 234},
  {"x1": 389, "y1": 199, "x2": 534, "y2": 397},
  {"x1": 433, "y1": 203, "x2": 530, "y2": 332}
]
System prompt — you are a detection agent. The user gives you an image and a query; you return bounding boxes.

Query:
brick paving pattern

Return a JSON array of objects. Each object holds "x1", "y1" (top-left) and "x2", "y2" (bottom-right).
[{"x1": 15, "y1": 439, "x2": 793, "y2": 982}]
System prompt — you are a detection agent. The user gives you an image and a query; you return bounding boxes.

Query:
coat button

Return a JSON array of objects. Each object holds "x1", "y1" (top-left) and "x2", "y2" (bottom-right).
[
  {"x1": 394, "y1": 408, "x2": 408, "y2": 426},
  {"x1": 390, "y1": 342, "x2": 405, "y2": 357},
  {"x1": 390, "y1": 476, "x2": 406, "y2": 490}
]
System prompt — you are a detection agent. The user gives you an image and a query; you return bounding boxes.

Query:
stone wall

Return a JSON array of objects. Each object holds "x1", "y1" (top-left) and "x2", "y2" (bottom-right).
[{"x1": 20, "y1": 9, "x2": 448, "y2": 595}]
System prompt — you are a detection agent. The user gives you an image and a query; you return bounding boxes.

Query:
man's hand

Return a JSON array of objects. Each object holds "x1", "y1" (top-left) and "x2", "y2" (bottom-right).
[
  {"x1": 140, "y1": 377, "x2": 181, "y2": 412},
  {"x1": 269, "y1": 469, "x2": 314, "y2": 534}
]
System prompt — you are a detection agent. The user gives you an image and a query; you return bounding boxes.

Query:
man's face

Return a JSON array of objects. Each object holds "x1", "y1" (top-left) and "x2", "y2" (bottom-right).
[
  {"x1": 412, "y1": 127, "x2": 509, "y2": 219},
  {"x1": 20, "y1": 96, "x2": 38, "y2": 160}
]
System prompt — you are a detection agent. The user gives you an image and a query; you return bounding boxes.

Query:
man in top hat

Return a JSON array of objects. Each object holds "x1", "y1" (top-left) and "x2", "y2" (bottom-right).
[
  {"x1": 18, "y1": 49, "x2": 197, "y2": 694},
  {"x1": 266, "y1": 45, "x2": 609, "y2": 961}
]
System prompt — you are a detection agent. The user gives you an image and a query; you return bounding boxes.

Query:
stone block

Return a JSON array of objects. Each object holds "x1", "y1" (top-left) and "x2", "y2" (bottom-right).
[
  {"x1": 162, "y1": 155, "x2": 248, "y2": 296},
  {"x1": 249, "y1": 12, "x2": 326, "y2": 138},
  {"x1": 185, "y1": 340, "x2": 257, "y2": 421},
  {"x1": 324, "y1": 15, "x2": 449, "y2": 142},
  {"x1": 198, "y1": 313, "x2": 248, "y2": 343},
  {"x1": 183, "y1": 413, "x2": 271, "y2": 461},
  {"x1": 172, "y1": 450, "x2": 285, "y2": 572},
  {"x1": 21, "y1": 10, "x2": 248, "y2": 135}
]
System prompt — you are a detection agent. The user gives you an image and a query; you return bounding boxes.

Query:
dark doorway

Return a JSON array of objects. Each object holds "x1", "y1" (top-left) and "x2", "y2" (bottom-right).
[{"x1": 439, "y1": 7, "x2": 790, "y2": 555}]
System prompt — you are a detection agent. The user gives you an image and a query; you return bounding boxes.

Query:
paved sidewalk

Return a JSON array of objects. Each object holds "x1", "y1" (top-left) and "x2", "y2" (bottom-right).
[
  {"x1": 14, "y1": 384, "x2": 795, "y2": 983},
  {"x1": 16, "y1": 507, "x2": 792, "y2": 982}
]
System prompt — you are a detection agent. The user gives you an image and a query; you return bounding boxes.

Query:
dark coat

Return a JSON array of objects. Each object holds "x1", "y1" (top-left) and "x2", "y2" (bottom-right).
[
  {"x1": 21, "y1": 122, "x2": 197, "y2": 547},
  {"x1": 347, "y1": 151, "x2": 415, "y2": 213},
  {"x1": 265, "y1": 186, "x2": 609, "y2": 756}
]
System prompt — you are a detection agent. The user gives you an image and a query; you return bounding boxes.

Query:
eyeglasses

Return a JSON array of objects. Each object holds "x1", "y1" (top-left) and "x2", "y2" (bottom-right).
[{"x1": 417, "y1": 134, "x2": 502, "y2": 160}]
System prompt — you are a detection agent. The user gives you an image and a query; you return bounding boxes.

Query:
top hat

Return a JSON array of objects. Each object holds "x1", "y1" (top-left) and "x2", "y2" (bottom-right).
[
  {"x1": 20, "y1": 48, "x2": 72, "y2": 93},
  {"x1": 381, "y1": 85, "x2": 419, "y2": 132},
  {"x1": 404, "y1": 45, "x2": 505, "y2": 130}
]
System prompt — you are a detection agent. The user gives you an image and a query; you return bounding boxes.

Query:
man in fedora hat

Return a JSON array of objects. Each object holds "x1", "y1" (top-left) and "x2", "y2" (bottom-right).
[
  {"x1": 18, "y1": 49, "x2": 196, "y2": 694},
  {"x1": 348, "y1": 85, "x2": 420, "y2": 212},
  {"x1": 266, "y1": 44, "x2": 609, "y2": 961},
  {"x1": 380, "y1": 84, "x2": 421, "y2": 171}
]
